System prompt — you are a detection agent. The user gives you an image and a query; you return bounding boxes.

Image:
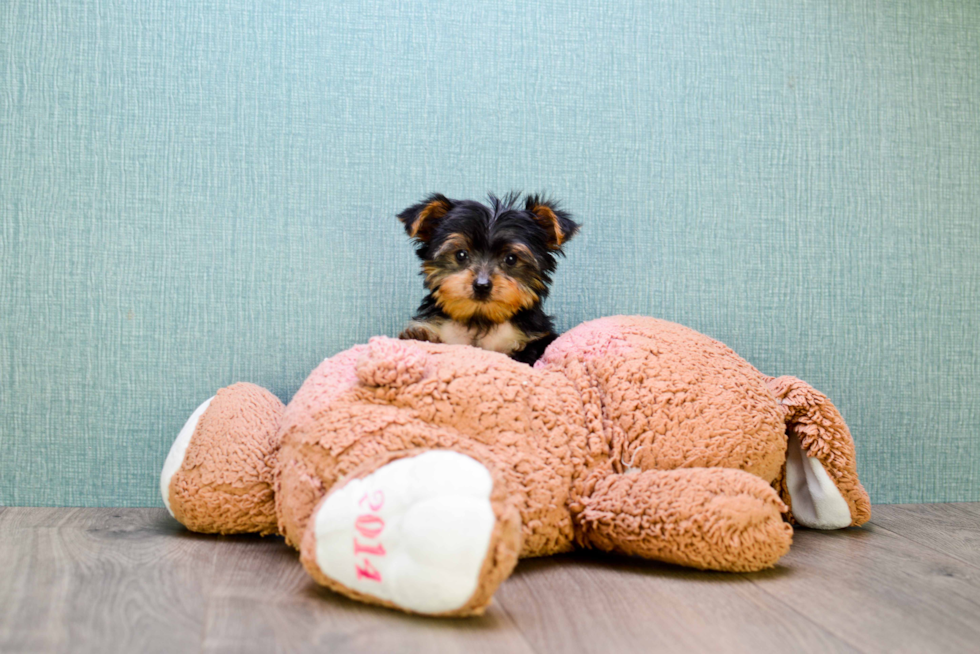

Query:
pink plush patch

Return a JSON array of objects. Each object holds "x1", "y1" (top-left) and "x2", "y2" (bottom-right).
[
  {"x1": 280, "y1": 345, "x2": 365, "y2": 434},
  {"x1": 535, "y1": 316, "x2": 627, "y2": 369}
]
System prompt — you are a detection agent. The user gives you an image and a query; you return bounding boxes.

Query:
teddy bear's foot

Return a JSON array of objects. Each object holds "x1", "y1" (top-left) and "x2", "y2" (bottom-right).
[
  {"x1": 300, "y1": 450, "x2": 521, "y2": 616},
  {"x1": 161, "y1": 382, "x2": 285, "y2": 535}
]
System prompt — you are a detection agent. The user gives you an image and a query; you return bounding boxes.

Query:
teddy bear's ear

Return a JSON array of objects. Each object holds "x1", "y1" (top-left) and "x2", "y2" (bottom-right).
[
  {"x1": 397, "y1": 194, "x2": 456, "y2": 244},
  {"x1": 525, "y1": 195, "x2": 580, "y2": 251},
  {"x1": 356, "y1": 337, "x2": 427, "y2": 388}
]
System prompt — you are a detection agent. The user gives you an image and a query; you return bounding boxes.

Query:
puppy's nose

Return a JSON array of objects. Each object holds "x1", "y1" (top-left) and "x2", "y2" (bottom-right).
[{"x1": 472, "y1": 274, "x2": 492, "y2": 297}]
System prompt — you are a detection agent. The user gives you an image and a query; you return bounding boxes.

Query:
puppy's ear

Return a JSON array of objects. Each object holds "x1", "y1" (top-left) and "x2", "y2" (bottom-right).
[
  {"x1": 525, "y1": 195, "x2": 580, "y2": 250},
  {"x1": 397, "y1": 194, "x2": 455, "y2": 243}
]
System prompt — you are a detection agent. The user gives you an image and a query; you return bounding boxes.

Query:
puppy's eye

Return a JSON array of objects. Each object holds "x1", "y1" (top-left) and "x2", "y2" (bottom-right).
[
  {"x1": 504, "y1": 254, "x2": 518, "y2": 266},
  {"x1": 455, "y1": 250, "x2": 469, "y2": 263}
]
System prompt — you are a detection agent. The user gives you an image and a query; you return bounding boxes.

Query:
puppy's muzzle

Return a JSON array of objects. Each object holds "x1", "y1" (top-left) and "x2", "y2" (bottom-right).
[{"x1": 472, "y1": 273, "x2": 493, "y2": 300}]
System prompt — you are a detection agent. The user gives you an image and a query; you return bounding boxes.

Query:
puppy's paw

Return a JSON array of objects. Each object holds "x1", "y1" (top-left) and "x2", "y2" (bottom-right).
[{"x1": 398, "y1": 324, "x2": 440, "y2": 343}]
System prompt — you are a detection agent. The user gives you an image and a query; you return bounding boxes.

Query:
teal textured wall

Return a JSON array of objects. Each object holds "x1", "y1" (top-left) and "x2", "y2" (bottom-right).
[{"x1": 2, "y1": 0, "x2": 978, "y2": 506}]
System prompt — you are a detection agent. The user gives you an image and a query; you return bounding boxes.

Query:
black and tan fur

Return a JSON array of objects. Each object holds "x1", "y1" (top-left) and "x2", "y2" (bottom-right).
[{"x1": 397, "y1": 192, "x2": 580, "y2": 365}]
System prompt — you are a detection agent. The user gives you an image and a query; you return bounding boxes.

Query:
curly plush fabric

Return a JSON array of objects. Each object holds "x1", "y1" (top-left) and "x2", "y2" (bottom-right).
[
  {"x1": 577, "y1": 467, "x2": 792, "y2": 572},
  {"x1": 168, "y1": 383, "x2": 284, "y2": 535},
  {"x1": 162, "y1": 315, "x2": 871, "y2": 616},
  {"x1": 276, "y1": 338, "x2": 591, "y2": 557},
  {"x1": 536, "y1": 317, "x2": 787, "y2": 481},
  {"x1": 766, "y1": 375, "x2": 873, "y2": 526}
]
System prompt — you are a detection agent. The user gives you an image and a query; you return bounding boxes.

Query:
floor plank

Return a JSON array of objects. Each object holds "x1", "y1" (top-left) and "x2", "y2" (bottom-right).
[
  {"x1": 0, "y1": 508, "x2": 535, "y2": 654},
  {"x1": 746, "y1": 523, "x2": 980, "y2": 653},
  {"x1": 197, "y1": 534, "x2": 536, "y2": 654},
  {"x1": 870, "y1": 503, "x2": 980, "y2": 569},
  {"x1": 494, "y1": 554, "x2": 856, "y2": 654},
  {"x1": 1, "y1": 505, "x2": 979, "y2": 653},
  {"x1": 951, "y1": 502, "x2": 980, "y2": 518},
  {"x1": 0, "y1": 509, "x2": 208, "y2": 654}
]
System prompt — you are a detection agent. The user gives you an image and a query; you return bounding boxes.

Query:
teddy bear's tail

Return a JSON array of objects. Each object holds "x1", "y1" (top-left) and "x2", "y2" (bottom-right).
[{"x1": 765, "y1": 376, "x2": 872, "y2": 529}]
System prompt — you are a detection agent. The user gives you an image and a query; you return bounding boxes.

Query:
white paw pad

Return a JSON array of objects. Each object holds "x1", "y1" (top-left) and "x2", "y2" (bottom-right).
[{"x1": 312, "y1": 451, "x2": 496, "y2": 614}]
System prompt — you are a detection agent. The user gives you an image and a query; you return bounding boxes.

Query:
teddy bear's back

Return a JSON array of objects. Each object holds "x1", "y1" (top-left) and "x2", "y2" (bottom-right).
[{"x1": 538, "y1": 316, "x2": 787, "y2": 482}]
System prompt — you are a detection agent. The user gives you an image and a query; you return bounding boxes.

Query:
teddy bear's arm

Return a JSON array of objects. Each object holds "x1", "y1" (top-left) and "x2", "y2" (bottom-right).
[{"x1": 575, "y1": 467, "x2": 793, "y2": 572}]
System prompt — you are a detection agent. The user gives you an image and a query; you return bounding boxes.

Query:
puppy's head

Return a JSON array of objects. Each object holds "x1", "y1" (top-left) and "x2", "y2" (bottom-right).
[{"x1": 398, "y1": 193, "x2": 580, "y2": 325}]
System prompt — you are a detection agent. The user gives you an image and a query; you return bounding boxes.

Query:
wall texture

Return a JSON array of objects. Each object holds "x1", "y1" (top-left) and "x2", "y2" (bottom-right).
[{"x1": 2, "y1": 0, "x2": 978, "y2": 506}]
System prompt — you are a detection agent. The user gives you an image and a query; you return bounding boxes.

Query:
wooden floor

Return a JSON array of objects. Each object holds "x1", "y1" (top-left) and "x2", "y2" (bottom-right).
[{"x1": 1, "y1": 505, "x2": 978, "y2": 653}]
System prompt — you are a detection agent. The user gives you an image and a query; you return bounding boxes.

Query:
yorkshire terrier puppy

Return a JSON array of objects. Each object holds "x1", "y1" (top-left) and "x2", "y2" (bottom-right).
[{"x1": 397, "y1": 192, "x2": 580, "y2": 365}]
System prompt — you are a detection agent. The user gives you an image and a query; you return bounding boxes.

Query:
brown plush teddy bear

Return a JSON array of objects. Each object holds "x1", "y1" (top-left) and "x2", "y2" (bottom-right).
[{"x1": 161, "y1": 316, "x2": 870, "y2": 616}]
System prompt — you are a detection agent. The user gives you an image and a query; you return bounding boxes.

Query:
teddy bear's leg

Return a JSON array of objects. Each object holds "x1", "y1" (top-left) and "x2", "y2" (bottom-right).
[
  {"x1": 299, "y1": 450, "x2": 522, "y2": 617},
  {"x1": 161, "y1": 382, "x2": 285, "y2": 535},
  {"x1": 766, "y1": 376, "x2": 872, "y2": 529},
  {"x1": 575, "y1": 467, "x2": 793, "y2": 572}
]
